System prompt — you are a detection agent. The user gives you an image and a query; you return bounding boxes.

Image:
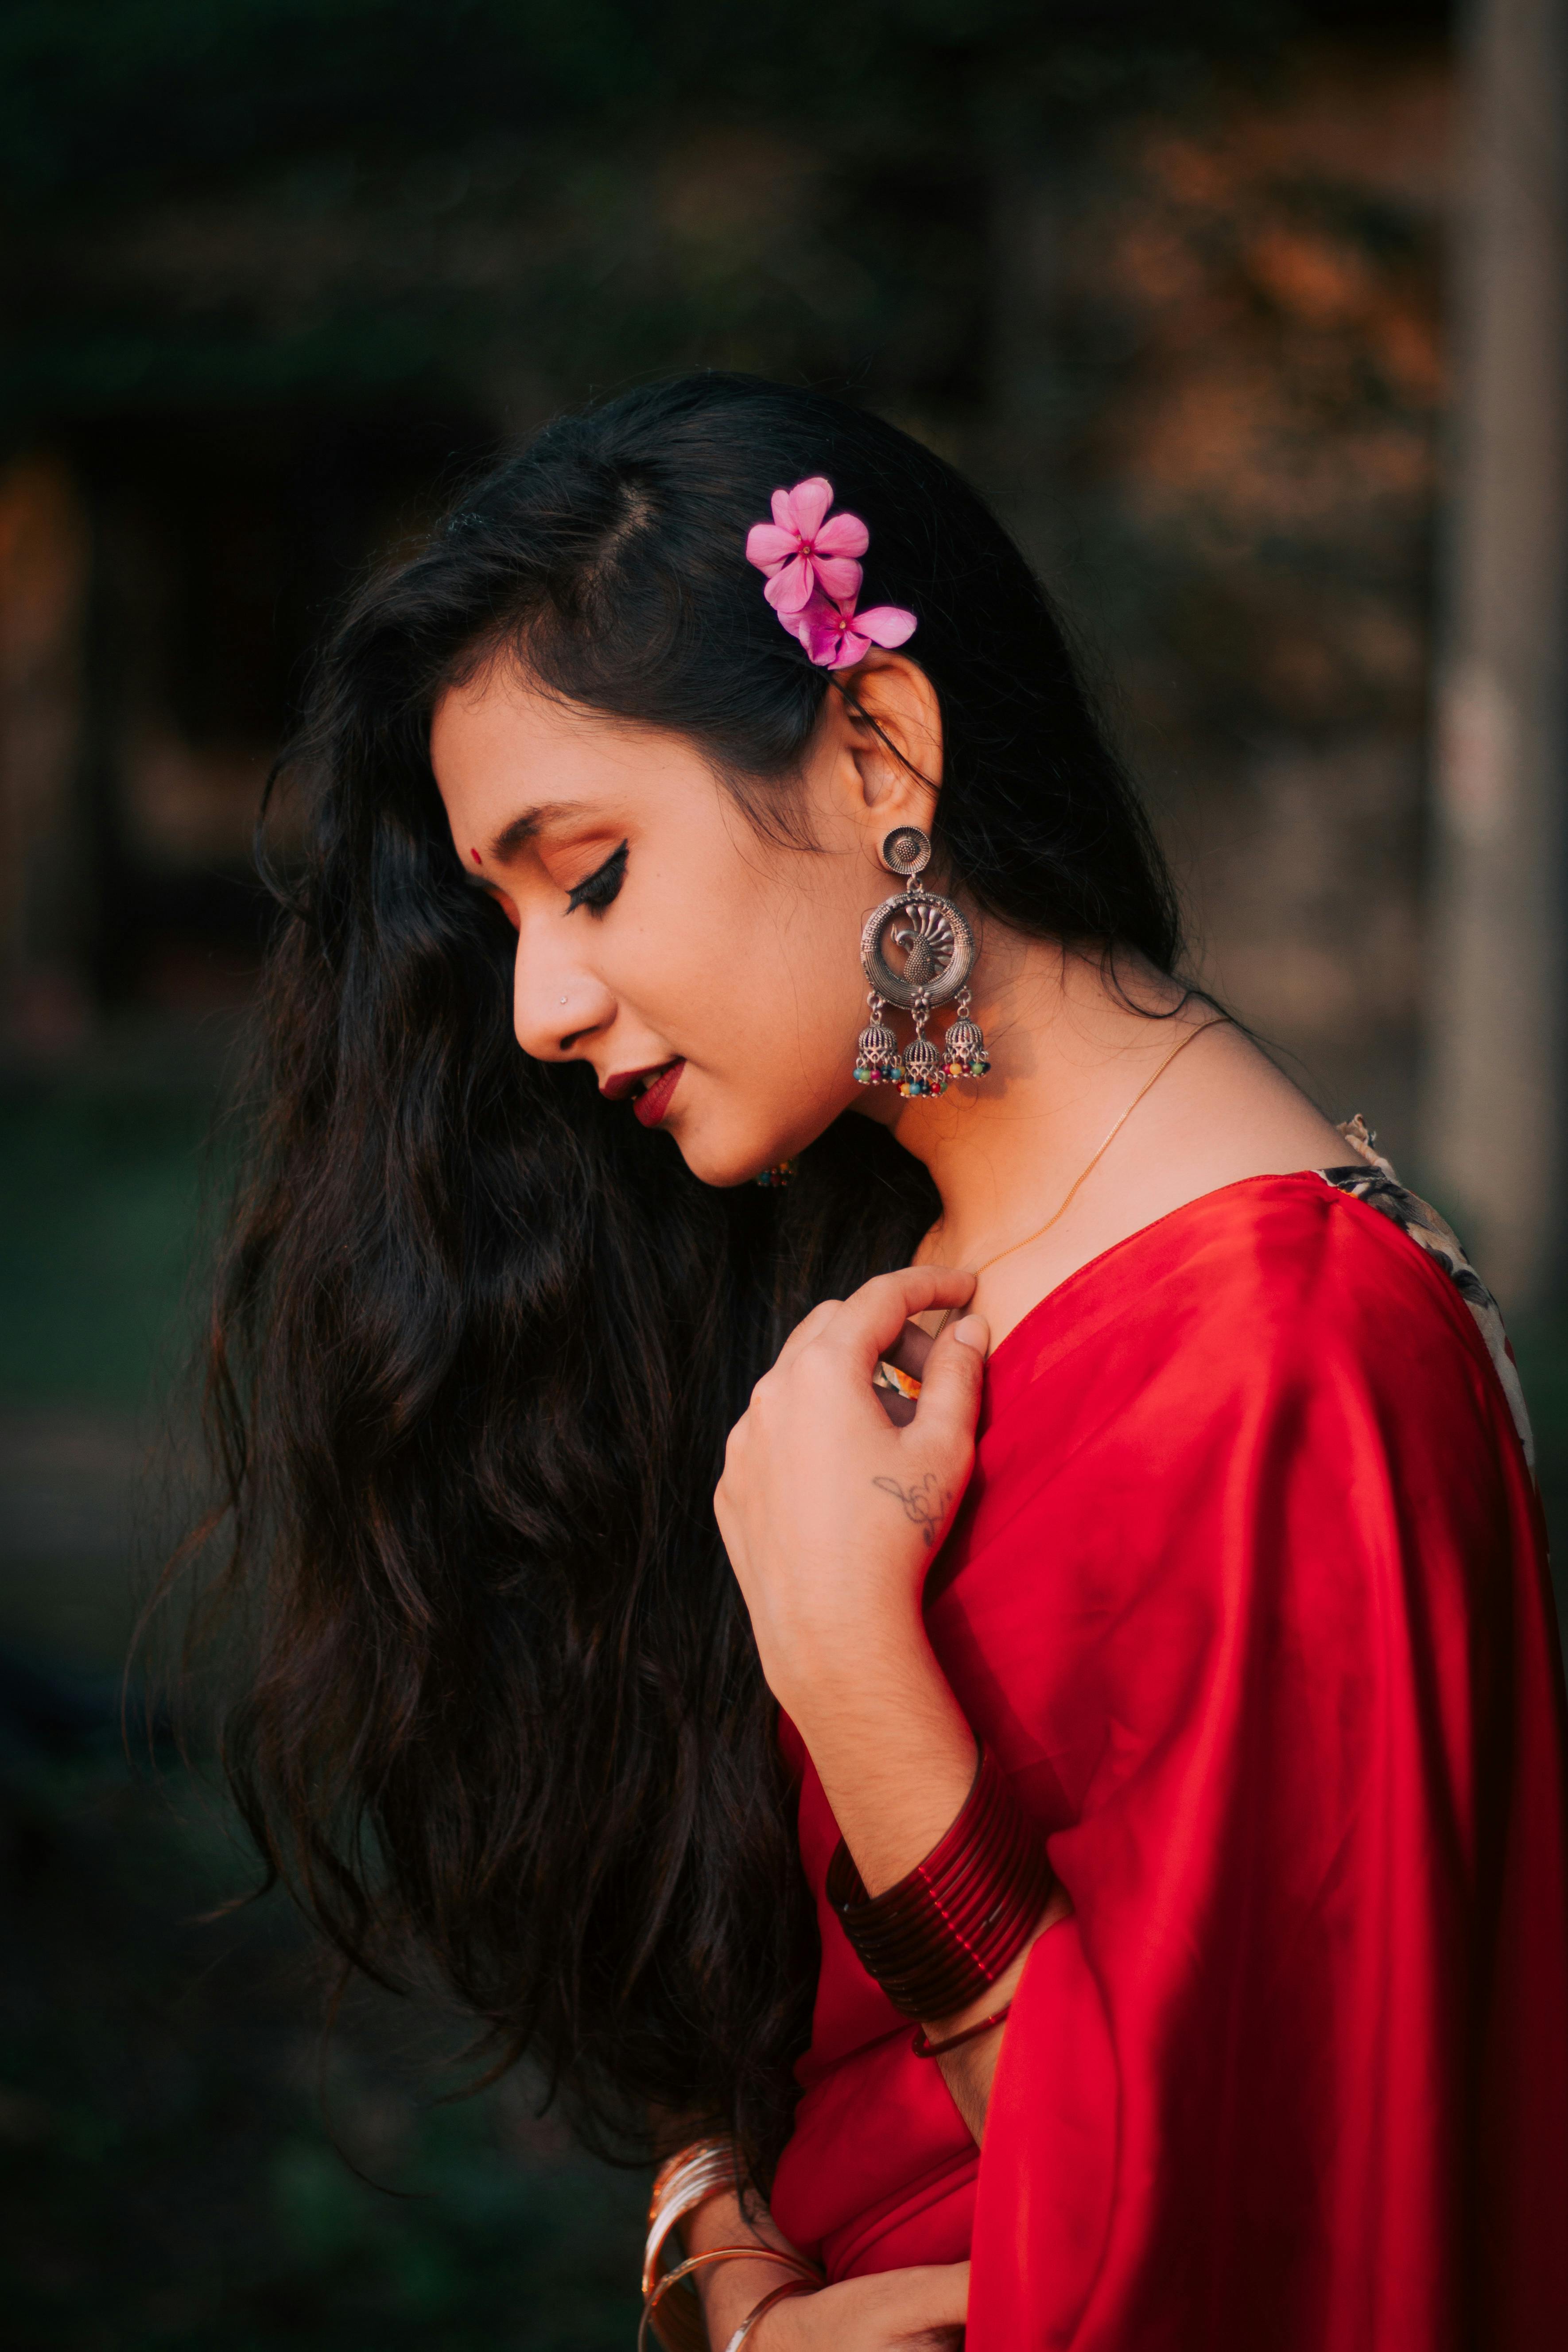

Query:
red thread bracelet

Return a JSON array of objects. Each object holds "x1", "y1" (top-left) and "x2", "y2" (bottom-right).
[{"x1": 911, "y1": 2000, "x2": 1014, "y2": 2059}]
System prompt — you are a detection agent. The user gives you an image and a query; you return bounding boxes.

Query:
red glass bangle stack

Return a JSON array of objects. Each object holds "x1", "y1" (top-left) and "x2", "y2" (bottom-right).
[{"x1": 825, "y1": 1746, "x2": 1053, "y2": 2020}]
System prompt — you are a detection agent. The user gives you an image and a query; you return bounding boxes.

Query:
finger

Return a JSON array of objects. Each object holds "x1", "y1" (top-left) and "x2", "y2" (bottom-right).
[
  {"x1": 939, "y1": 2259, "x2": 972, "y2": 2322},
  {"x1": 824, "y1": 1266, "x2": 977, "y2": 1372},
  {"x1": 769, "y1": 1296, "x2": 844, "y2": 1373},
  {"x1": 889, "y1": 2262, "x2": 970, "y2": 2329},
  {"x1": 911, "y1": 1313, "x2": 989, "y2": 1444}
]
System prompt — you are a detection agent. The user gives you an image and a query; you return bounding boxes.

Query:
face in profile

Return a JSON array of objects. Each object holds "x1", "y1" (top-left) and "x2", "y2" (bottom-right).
[{"x1": 431, "y1": 654, "x2": 939, "y2": 1187}]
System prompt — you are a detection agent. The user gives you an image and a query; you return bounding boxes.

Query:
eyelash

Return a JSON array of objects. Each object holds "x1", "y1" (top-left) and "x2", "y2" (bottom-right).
[{"x1": 566, "y1": 840, "x2": 628, "y2": 915}]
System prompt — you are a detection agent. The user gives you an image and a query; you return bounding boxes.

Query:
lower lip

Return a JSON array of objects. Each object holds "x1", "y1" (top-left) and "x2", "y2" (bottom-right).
[{"x1": 633, "y1": 1061, "x2": 685, "y2": 1128}]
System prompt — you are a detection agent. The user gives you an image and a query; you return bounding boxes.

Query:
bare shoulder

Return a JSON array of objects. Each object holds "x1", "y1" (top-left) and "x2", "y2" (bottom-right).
[
  {"x1": 1157, "y1": 1017, "x2": 1350, "y2": 1178},
  {"x1": 975, "y1": 1019, "x2": 1353, "y2": 1346}
]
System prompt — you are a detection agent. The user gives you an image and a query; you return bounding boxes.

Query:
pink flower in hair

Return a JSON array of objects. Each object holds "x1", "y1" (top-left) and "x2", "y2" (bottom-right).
[
  {"x1": 787, "y1": 588, "x2": 918, "y2": 670},
  {"x1": 745, "y1": 475, "x2": 869, "y2": 614}
]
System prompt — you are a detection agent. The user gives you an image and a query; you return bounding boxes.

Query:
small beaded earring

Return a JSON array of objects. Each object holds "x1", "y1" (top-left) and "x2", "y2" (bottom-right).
[
  {"x1": 853, "y1": 997, "x2": 900, "y2": 1086},
  {"x1": 941, "y1": 991, "x2": 990, "y2": 1082},
  {"x1": 753, "y1": 1160, "x2": 797, "y2": 1188},
  {"x1": 854, "y1": 827, "x2": 989, "y2": 1097}
]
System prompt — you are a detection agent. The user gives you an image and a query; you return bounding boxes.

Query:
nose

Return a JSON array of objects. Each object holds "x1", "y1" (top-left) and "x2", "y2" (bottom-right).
[{"x1": 511, "y1": 916, "x2": 613, "y2": 1062}]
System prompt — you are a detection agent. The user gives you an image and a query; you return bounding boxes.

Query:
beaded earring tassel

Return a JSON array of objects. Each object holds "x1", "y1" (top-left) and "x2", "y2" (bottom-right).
[
  {"x1": 898, "y1": 993, "x2": 947, "y2": 1099},
  {"x1": 854, "y1": 992, "x2": 902, "y2": 1087},
  {"x1": 941, "y1": 988, "x2": 991, "y2": 1081}
]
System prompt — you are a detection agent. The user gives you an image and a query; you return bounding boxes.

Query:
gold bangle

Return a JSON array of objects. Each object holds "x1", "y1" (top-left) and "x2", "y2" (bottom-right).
[
  {"x1": 638, "y1": 2247, "x2": 819, "y2": 2352},
  {"x1": 643, "y1": 2135, "x2": 743, "y2": 2325},
  {"x1": 649, "y1": 2137, "x2": 737, "y2": 2222},
  {"x1": 644, "y1": 2138, "x2": 741, "y2": 2285},
  {"x1": 722, "y1": 2276, "x2": 817, "y2": 2352},
  {"x1": 640, "y1": 2134, "x2": 822, "y2": 2352}
]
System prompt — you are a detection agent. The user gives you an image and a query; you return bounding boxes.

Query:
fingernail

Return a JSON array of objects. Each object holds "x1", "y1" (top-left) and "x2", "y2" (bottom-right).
[{"x1": 952, "y1": 1314, "x2": 989, "y2": 1352}]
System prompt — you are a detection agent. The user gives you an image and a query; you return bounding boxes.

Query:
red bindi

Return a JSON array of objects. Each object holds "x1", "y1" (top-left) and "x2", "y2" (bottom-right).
[{"x1": 470, "y1": 847, "x2": 482, "y2": 866}]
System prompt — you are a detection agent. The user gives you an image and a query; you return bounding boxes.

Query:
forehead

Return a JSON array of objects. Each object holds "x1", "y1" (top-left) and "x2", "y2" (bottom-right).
[
  {"x1": 432, "y1": 663, "x2": 631, "y2": 790},
  {"x1": 429, "y1": 660, "x2": 707, "y2": 824}
]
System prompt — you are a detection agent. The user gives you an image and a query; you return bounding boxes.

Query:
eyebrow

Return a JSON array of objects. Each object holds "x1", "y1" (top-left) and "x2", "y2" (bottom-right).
[{"x1": 485, "y1": 802, "x2": 574, "y2": 865}]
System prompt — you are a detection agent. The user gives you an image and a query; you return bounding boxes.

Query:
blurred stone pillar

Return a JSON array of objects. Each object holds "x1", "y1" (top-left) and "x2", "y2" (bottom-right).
[
  {"x1": 1422, "y1": 0, "x2": 1568, "y2": 1304},
  {"x1": 0, "y1": 455, "x2": 91, "y2": 1051}
]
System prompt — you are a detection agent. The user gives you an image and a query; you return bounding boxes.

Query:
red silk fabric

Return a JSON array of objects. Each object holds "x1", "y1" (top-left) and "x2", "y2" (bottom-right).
[{"x1": 769, "y1": 1174, "x2": 1568, "y2": 2346}]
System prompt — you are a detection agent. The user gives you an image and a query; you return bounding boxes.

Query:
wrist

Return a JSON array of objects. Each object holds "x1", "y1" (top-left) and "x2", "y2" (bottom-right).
[
  {"x1": 769, "y1": 1606, "x2": 959, "y2": 1734},
  {"x1": 699, "y1": 2256, "x2": 810, "y2": 2344},
  {"x1": 786, "y1": 1652, "x2": 978, "y2": 1899},
  {"x1": 763, "y1": 1601, "x2": 934, "y2": 1719},
  {"x1": 717, "y1": 2277, "x2": 817, "y2": 2351}
]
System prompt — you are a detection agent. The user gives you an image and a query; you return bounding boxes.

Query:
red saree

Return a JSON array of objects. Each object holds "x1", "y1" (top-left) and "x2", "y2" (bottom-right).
[{"x1": 769, "y1": 1173, "x2": 1568, "y2": 2347}]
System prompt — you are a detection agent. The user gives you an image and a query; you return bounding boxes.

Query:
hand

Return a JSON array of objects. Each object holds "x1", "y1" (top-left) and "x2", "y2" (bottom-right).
[
  {"x1": 683, "y1": 2191, "x2": 959, "y2": 2348},
  {"x1": 715, "y1": 1266, "x2": 985, "y2": 1717},
  {"x1": 715, "y1": 1267, "x2": 990, "y2": 1890},
  {"x1": 760, "y1": 2263, "x2": 969, "y2": 2350}
]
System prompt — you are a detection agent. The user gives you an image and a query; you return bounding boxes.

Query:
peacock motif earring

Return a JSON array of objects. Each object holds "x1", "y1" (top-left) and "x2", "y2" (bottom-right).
[{"x1": 854, "y1": 826, "x2": 990, "y2": 1098}]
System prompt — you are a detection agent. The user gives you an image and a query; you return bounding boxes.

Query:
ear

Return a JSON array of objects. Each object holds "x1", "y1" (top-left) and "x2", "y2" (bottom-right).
[{"x1": 832, "y1": 652, "x2": 943, "y2": 833}]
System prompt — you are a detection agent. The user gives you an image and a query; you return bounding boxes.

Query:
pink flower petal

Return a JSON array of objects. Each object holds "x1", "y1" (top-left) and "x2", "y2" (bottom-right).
[
  {"x1": 815, "y1": 511, "x2": 869, "y2": 558},
  {"x1": 764, "y1": 556, "x2": 815, "y2": 613},
  {"x1": 771, "y1": 582, "x2": 905, "y2": 669},
  {"x1": 852, "y1": 605, "x2": 918, "y2": 649},
  {"x1": 822, "y1": 622, "x2": 867, "y2": 667},
  {"x1": 789, "y1": 591, "x2": 845, "y2": 665},
  {"x1": 745, "y1": 522, "x2": 795, "y2": 571},
  {"x1": 813, "y1": 553, "x2": 864, "y2": 603},
  {"x1": 770, "y1": 487, "x2": 796, "y2": 531},
  {"x1": 783, "y1": 476, "x2": 834, "y2": 540}
]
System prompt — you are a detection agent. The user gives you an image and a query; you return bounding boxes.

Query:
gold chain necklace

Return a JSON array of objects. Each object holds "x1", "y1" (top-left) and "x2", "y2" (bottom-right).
[{"x1": 931, "y1": 1016, "x2": 1226, "y2": 1286}]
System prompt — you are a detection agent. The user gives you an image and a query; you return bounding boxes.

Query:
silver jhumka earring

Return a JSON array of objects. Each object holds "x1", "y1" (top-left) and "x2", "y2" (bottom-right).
[{"x1": 854, "y1": 826, "x2": 990, "y2": 1099}]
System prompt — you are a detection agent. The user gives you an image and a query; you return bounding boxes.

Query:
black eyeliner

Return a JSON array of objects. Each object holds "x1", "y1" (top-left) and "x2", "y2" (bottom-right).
[{"x1": 567, "y1": 839, "x2": 629, "y2": 913}]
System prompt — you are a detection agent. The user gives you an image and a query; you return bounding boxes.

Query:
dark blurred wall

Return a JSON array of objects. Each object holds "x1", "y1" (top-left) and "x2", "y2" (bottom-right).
[
  {"x1": 988, "y1": 41, "x2": 1452, "y2": 1169},
  {"x1": 7, "y1": 0, "x2": 1532, "y2": 1253}
]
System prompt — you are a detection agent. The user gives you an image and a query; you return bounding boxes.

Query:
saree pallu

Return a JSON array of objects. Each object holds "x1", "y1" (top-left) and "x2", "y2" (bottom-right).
[{"x1": 769, "y1": 1174, "x2": 1568, "y2": 2348}]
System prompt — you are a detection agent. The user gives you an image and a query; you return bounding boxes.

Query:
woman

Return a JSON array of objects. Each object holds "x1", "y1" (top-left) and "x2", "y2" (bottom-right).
[{"x1": 206, "y1": 373, "x2": 1568, "y2": 2348}]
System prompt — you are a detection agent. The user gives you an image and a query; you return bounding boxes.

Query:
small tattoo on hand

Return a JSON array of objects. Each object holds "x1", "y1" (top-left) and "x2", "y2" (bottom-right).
[{"x1": 873, "y1": 1470, "x2": 951, "y2": 1547}]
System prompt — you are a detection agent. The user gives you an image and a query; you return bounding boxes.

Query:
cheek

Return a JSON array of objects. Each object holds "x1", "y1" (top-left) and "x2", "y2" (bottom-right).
[
  {"x1": 697, "y1": 894, "x2": 859, "y2": 1080},
  {"x1": 621, "y1": 885, "x2": 743, "y2": 1010}
]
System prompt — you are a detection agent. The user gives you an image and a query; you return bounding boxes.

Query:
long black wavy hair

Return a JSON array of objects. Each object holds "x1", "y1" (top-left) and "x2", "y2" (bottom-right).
[{"x1": 199, "y1": 372, "x2": 1182, "y2": 2185}]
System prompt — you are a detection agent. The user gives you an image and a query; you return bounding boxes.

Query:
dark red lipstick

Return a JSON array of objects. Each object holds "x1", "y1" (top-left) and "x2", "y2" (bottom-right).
[
  {"x1": 632, "y1": 1061, "x2": 684, "y2": 1127},
  {"x1": 601, "y1": 1059, "x2": 684, "y2": 1127}
]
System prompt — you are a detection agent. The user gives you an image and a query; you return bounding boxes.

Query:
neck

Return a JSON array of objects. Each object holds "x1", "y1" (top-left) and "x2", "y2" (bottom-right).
[{"x1": 863, "y1": 931, "x2": 1196, "y2": 1268}]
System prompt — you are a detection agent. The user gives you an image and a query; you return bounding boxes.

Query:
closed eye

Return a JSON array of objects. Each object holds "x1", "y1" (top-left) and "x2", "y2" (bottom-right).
[{"x1": 566, "y1": 839, "x2": 628, "y2": 915}]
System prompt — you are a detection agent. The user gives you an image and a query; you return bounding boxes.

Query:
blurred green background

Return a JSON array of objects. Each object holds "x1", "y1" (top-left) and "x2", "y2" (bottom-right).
[
  {"x1": 0, "y1": 1043, "x2": 647, "y2": 2349},
  {"x1": 3, "y1": 1, "x2": 1566, "y2": 2346}
]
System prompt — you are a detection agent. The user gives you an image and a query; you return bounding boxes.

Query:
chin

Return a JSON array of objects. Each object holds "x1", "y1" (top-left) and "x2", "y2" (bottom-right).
[
  {"x1": 669, "y1": 1073, "x2": 850, "y2": 1188},
  {"x1": 668, "y1": 1112, "x2": 804, "y2": 1190},
  {"x1": 678, "y1": 1139, "x2": 783, "y2": 1190}
]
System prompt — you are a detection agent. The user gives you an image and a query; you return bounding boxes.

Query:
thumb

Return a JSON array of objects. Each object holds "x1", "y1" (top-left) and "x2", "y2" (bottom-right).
[{"x1": 912, "y1": 1312, "x2": 989, "y2": 1442}]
